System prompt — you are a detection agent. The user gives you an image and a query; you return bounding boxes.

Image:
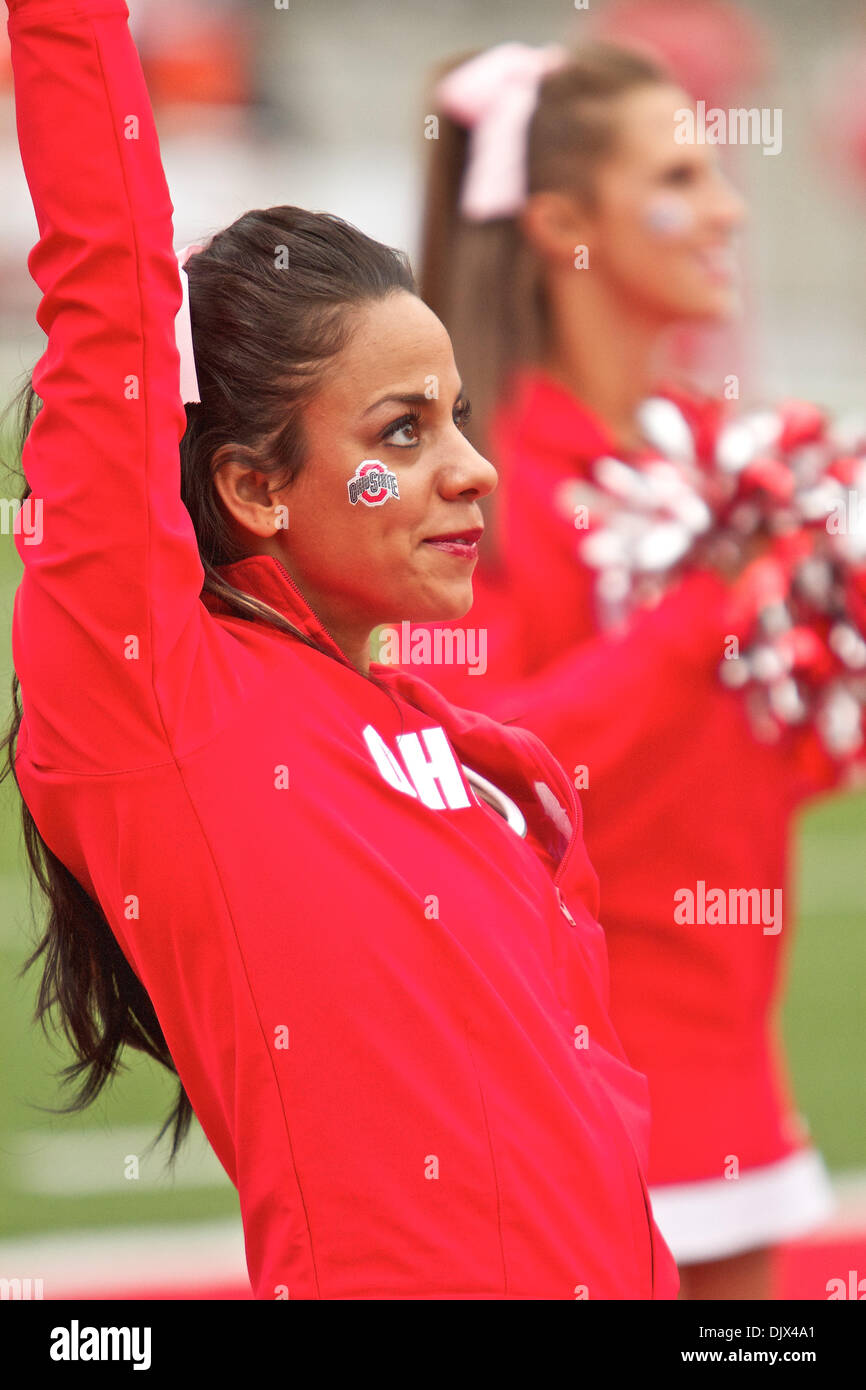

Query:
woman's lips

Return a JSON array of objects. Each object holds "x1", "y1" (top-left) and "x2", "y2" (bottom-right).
[
  {"x1": 695, "y1": 244, "x2": 737, "y2": 283},
  {"x1": 424, "y1": 538, "x2": 478, "y2": 559},
  {"x1": 422, "y1": 529, "x2": 482, "y2": 560}
]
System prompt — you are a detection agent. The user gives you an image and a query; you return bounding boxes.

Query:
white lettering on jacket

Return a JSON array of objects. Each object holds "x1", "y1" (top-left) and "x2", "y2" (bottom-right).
[{"x1": 362, "y1": 724, "x2": 471, "y2": 811}]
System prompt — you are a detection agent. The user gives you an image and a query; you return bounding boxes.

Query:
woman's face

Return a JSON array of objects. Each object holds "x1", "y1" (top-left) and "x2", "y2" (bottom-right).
[
  {"x1": 223, "y1": 291, "x2": 496, "y2": 666},
  {"x1": 577, "y1": 82, "x2": 747, "y2": 322}
]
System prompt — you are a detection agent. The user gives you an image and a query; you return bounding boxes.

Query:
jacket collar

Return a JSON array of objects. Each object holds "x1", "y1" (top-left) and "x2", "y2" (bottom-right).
[
  {"x1": 211, "y1": 552, "x2": 550, "y2": 729},
  {"x1": 208, "y1": 554, "x2": 352, "y2": 667},
  {"x1": 206, "y1": 552, "x2": 580, "y2": 871}
]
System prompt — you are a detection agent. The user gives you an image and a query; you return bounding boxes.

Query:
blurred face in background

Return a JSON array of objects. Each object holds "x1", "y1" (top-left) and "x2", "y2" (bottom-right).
[{"x1": 533, "y1": 82, "x2": 748, "y2": 325}]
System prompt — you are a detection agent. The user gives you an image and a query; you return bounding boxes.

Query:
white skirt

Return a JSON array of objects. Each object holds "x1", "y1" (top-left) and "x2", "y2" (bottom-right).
[{"x1": 649, "y1": 1147, "x2": 837, "y2": 1264}]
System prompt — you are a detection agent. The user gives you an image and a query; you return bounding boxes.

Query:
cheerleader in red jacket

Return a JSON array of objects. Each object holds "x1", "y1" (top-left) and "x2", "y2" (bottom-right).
[
  {"x1": 416, "y1": 42, "x2": 864, "y2": 1299},
  {"x1": 0, "y1": 0, "x2": 678, "y2": 1301}
]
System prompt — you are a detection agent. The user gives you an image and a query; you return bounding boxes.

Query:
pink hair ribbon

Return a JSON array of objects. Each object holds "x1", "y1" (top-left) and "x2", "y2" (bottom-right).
[
  {"x1": 175, "y1": 243, "x2": 207, "y2": 405},
  {"x1": 434, "y1": 42, "x2": 568, "y2": 221}
]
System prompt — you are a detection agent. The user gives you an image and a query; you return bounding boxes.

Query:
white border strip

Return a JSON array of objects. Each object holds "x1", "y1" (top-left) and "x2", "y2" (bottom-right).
[{"x1": 649, "y1": 1148, "x2": 838, "y2": 1264}]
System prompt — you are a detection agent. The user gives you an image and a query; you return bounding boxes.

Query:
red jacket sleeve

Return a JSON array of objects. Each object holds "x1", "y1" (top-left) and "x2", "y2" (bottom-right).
[
  {"x1": 8, "y1": 0, "x2": 206, "y2": 773},
  {"x1": 466, "y1": 567, "x2": 734, "y2": 787}
]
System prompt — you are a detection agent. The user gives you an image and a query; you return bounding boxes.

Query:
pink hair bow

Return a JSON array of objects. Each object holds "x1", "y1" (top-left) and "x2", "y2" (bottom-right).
[
  {"x1": 175, "y1": 243, "x2": 207, "y2": 405},
  {"x1": 434, "y1": 41, "x2": 568, "y2": 222}
]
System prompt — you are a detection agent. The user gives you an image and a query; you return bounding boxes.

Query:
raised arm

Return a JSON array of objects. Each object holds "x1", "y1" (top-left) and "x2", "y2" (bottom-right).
[{"x1": 7, "y1": 0, "x2": 205, "y2": 772}]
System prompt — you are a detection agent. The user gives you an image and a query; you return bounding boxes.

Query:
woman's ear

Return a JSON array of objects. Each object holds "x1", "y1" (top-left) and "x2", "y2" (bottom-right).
[
  {"x1": 211, "y1": 445, "x2": 288, "y2": 545},
  {"x1": 520, "y1": 191, "x2": 589, "y2": 269}
]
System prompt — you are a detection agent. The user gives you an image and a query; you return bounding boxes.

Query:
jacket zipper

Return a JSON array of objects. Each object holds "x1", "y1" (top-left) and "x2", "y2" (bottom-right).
[
  {"x1": 540, "y1": 741, "x2": 582, "y2": 890},
  {"x1": 270, "y1": 558, "x2": 354, "y2": 669},
  {"x1": 522, "y1": 730, "x2": 584, "y2": 924}
]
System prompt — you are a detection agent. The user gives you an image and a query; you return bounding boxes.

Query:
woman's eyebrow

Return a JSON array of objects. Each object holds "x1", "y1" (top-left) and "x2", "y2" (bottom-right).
[{"x1": 363, "y1": 385, "x2": 466, "y2": 416}]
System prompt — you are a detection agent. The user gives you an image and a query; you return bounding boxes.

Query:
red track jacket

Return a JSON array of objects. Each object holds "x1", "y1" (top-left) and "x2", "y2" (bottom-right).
[{"x1": 7, "y1": 0, "x2": 677, "y2": 1298}]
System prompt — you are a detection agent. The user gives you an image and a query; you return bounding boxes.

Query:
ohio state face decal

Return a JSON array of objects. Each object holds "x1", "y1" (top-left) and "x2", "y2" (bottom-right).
[{"x1": 347, "y1": 460, "x2": 401, "y2": 507}]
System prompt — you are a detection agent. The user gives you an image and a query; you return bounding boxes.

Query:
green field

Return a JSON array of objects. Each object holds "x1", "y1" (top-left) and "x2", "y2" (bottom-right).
[{"x1": 0, "y1": 470, "x2": 864, "y2": 1243}]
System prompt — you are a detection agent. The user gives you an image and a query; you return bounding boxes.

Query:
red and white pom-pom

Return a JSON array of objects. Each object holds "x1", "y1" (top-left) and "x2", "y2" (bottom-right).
[{"x1": 560, "y1": 393, "x2": 866, "y2": 760}]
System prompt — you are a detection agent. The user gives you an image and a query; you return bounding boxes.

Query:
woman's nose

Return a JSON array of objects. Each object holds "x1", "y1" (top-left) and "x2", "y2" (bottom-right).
[
  {"x1": 712, "y1": 169, "x2": 748, "y2": 230},
  {"x1": 448, "y1": 433, "x2": 498, "y2": 498}
]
